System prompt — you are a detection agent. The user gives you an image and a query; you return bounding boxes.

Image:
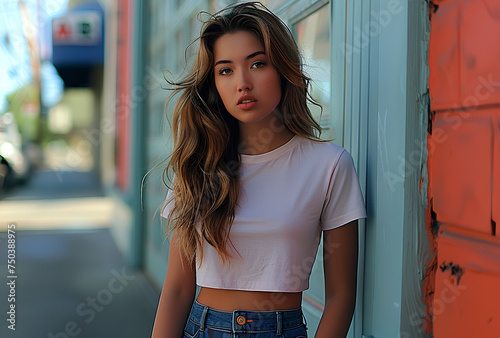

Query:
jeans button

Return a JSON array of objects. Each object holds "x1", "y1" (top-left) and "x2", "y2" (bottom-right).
[{"x1": 236, "y1": 315, "x2": 246, "y2": 325}]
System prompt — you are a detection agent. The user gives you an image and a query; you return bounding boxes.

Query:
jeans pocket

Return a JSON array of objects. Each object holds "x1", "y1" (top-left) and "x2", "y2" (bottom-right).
[{"x1": 183, "y1": 319, "x2": 201, "y2": 338}]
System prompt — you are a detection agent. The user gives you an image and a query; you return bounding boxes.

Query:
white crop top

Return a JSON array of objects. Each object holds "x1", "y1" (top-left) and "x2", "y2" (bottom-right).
[{"x1": 161, "y1": 135, "x2": 366, "y2": 292}]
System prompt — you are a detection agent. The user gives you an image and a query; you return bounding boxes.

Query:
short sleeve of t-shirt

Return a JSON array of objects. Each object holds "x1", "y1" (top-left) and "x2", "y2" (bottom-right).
[
  {"x1": 161, "y1": 188, "x2": 175, "y2": 219},
  {"x1": 320, "y1": 150, "x2": 366, "y2": 231}
]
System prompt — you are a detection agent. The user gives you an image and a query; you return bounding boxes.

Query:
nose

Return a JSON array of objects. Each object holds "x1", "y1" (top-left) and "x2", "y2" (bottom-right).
[{"x1": 237, "y1": 70, "x2": 252, "y2": 92}]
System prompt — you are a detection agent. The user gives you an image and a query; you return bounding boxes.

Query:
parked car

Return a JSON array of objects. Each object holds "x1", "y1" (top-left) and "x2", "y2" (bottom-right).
[{"x1": 0, "y1": 112, "x2": 31, "y2": 190}]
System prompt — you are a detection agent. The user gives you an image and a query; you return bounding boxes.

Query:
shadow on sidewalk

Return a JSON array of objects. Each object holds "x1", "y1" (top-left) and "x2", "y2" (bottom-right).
[{"x1": 0, "y1": 170, "x2": 111, "y2": 231}]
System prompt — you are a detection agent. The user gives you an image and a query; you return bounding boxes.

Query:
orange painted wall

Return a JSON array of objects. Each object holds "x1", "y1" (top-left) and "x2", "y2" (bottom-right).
[{"x1": 427, "y1": 0, "x2": 500, "y2": 336}]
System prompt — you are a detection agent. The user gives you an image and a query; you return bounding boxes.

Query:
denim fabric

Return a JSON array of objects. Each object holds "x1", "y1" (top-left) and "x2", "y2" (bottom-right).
[{"x1": 183, "y1": 301, "x2": 308, "y2": 338}]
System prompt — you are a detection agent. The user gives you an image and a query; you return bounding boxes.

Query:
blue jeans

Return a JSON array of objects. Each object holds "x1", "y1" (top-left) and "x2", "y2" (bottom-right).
[{"x1": 183, "y1": 301, "x2": 308, "y2": 337}]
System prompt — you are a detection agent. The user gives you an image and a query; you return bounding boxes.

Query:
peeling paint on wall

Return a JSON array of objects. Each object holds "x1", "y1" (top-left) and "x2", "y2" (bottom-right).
[
  {"x1": 426, "y1": 0, "x2": 500, "y2": 335},
  {"x1": 399, "y1": 1, "x2": 433, "y2": 337},
  {"x1": 438, "y1": 261, "x2": 464, "y2": 285},
  {"x1": 434, "y1": 225, "x2": 500, "y2": 336}
]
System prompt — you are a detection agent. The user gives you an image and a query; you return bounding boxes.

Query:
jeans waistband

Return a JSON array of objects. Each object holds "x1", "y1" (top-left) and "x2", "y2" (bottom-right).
[{"x1": 189, "y1": 301, "x2": 306, "y2": 334}]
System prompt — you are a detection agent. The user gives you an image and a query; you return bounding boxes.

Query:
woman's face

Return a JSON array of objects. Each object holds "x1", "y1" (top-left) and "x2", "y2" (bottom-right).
[{"x1": 213, "y1": 31, "x2": 282, "y2": 127}]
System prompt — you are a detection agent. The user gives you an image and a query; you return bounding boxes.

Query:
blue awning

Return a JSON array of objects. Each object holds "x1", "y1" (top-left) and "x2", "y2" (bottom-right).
[{"x1": 51, "y1": 1, "x2": 104, "y2": 87}]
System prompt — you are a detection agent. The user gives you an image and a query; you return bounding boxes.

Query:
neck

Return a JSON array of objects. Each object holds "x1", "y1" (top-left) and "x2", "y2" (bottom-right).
[{"x1": 238, "y1": 113, "x2": 294, "y2": 155}]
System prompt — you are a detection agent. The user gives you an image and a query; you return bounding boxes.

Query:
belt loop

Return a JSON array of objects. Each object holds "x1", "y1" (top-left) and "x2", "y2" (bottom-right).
[
  {"x1": 199, "y1": 305, "x2": 208, "y2": 331},
  {"x1": 302, "y1": 312, "x2": 308, "y2": 330},
  {"x1": 276, "y1": 311, "x2": 282, "y2": 336},
  {"x1": 231, "y1": 311, "x2": 236, "y2": 334}
]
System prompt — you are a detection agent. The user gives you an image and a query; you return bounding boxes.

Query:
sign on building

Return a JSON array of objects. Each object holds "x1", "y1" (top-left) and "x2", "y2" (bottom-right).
[{"x1": 52, "y1": 11, "x2": 101, "y2": 45}]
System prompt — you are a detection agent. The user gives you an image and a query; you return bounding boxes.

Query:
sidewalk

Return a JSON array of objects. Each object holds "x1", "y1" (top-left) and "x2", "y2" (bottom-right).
[{"x1": 0, "y1": 171, "x2": 158, "y2": 338}]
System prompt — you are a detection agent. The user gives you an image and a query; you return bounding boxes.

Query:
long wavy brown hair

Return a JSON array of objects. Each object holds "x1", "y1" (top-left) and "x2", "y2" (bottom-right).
[{"x1": 163, "y1": 2, "x2": 323, "y2": 266}]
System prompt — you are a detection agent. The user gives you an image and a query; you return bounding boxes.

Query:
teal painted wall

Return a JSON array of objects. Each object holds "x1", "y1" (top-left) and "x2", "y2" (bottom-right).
[{"x1": 362, "y1": 1, "x2": 429, "y2": 337}]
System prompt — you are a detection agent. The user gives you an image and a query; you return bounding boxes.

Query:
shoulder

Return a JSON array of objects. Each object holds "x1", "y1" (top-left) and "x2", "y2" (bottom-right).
[{"x1": 295, "y1": 137, "x2": 348, "y2": 165}]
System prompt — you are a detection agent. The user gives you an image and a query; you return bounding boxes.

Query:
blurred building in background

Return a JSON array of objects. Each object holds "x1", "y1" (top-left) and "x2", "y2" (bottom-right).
[
  {"x1": 45, "y1": 0, "x2": 499, "y2": 336},
  {"x1": 48, "y1": 0, "x2": 103, "y2": 173}
]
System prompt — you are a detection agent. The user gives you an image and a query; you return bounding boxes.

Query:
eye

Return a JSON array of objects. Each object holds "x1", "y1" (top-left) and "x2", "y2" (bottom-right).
[
  {"x1": 218, "y1": 68, "x2": 233, "y2": 75},
  {"x1": 251, "y1": 60, "x2": 266, "y2": 69}
]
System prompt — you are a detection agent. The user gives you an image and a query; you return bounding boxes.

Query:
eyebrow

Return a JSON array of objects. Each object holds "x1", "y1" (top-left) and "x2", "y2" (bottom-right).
[{"x1": 214, "y1": 51, "x2": 266, "y2": 67}]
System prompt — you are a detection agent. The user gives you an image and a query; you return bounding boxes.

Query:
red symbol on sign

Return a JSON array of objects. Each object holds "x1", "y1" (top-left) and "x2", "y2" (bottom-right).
[{"x1": 57, "y1": 23, "x2": 70, "y2": 39}]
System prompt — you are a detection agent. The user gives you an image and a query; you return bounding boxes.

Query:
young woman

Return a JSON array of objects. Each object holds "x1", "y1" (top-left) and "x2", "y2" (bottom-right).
[{"x1": 151, "y1": 2, "x2": 366, "y2": 337}]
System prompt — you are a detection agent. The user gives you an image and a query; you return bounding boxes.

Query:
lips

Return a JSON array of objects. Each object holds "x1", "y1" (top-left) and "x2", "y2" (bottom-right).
[
  {"x1": 237, "y1": 95, "x2": 258, "y2": 110},
  {"x1": 237, "y1": 95, "x2": 258, "y2": 105}
]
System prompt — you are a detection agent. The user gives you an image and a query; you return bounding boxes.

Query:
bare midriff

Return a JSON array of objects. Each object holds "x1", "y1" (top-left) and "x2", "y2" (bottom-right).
[{"x1": 196, "y1": 287, "x2": 302, "y2": 311}]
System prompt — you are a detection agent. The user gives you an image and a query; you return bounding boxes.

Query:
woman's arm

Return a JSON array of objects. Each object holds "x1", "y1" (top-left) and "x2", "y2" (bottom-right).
[
  {"x1": 315, "y1": 220, "x2": 359, "y2": 338},
  {"x1": 151, "y1": 232, "x2": 196, "y2": 338}
]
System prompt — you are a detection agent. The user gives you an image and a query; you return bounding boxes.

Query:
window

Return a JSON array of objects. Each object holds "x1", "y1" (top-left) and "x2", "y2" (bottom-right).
[
  {"x1": 293, "y1": 5, "x2": 332, "y2": 140},
  {"x1": 261, "y1": 0, "x2": 289, "y2": 10}
]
